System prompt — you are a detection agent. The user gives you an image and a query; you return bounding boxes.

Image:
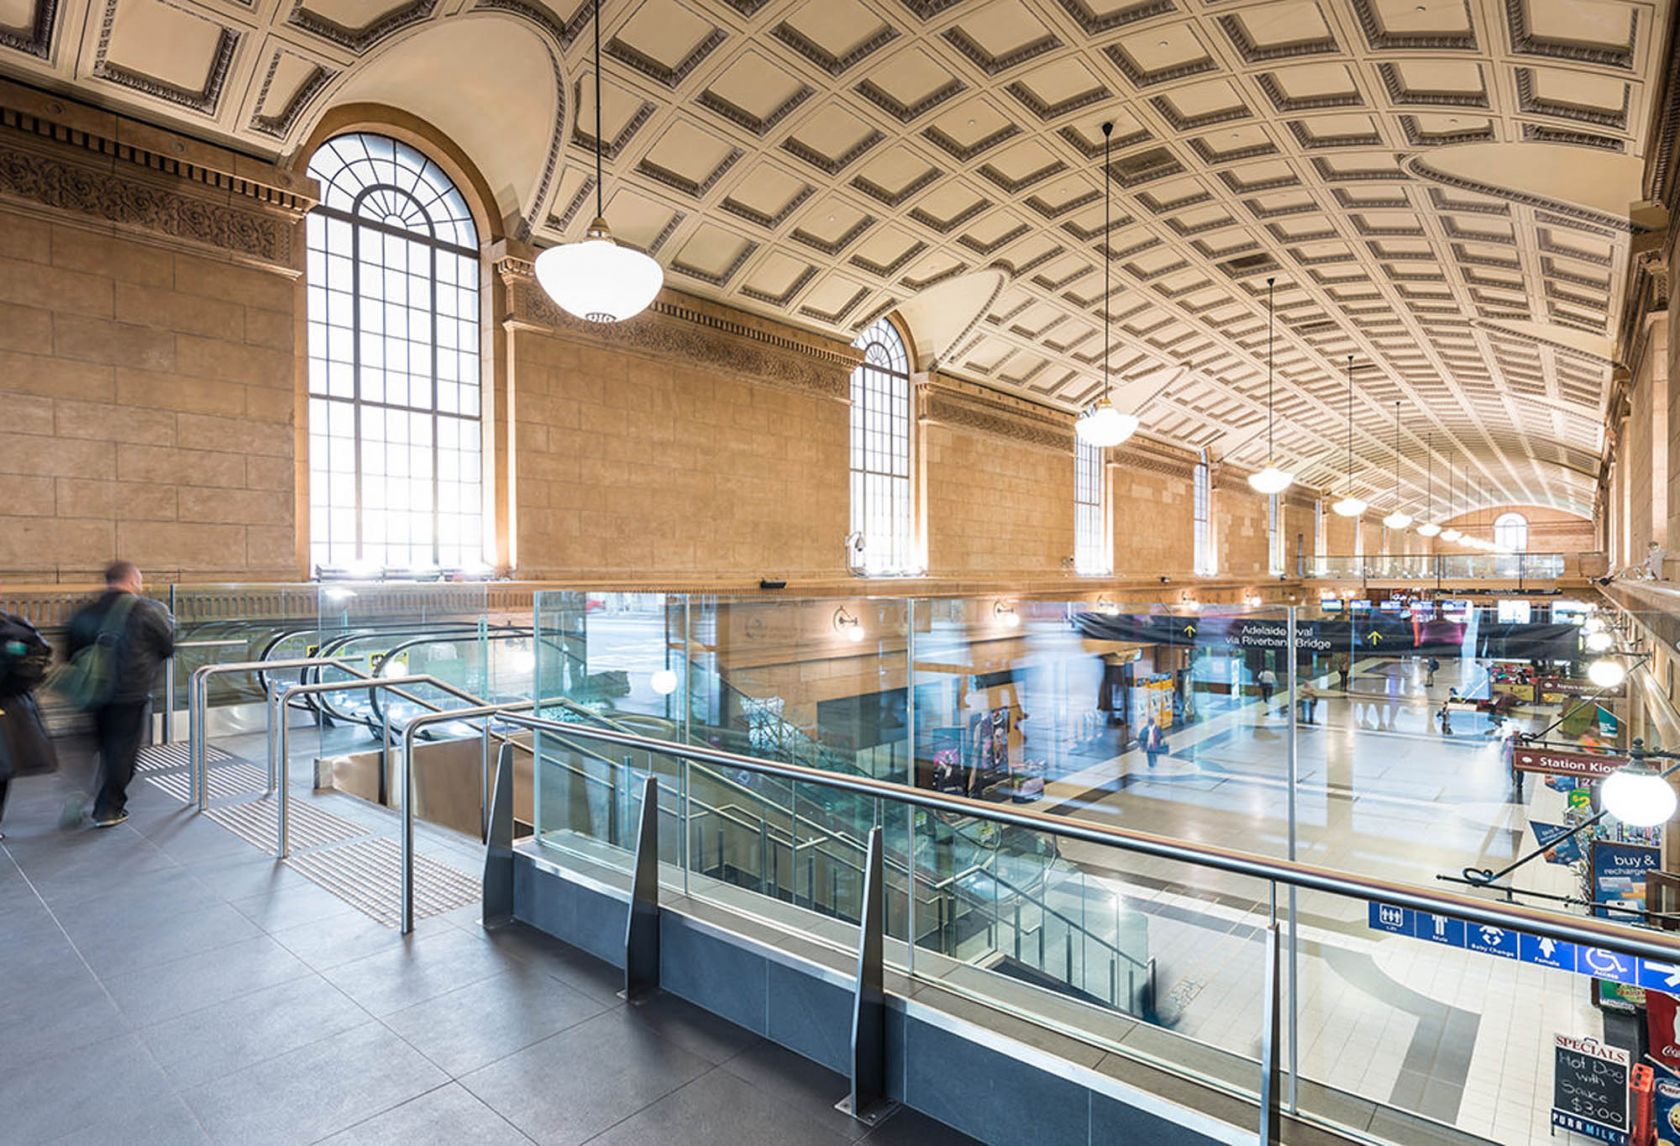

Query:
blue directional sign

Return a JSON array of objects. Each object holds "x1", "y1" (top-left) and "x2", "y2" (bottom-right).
[
  {"x1": 1579, "y1": 946, "x2": 1640, "y2": 985},
  {"x1": 1366, "y1": 899, "x2": 1676, "y2": 988},
  {"x1": 1519, "y1": 932, "x2": 1578, "y2": 972},
  {"x1": 1465, "y1": 923, "x2": 1520, "y2": 959},
  {"x1": 1368, "y1": 902, "x2": 1411, "y2": 935},
  {"x1": 1639, "y1": 959, "x2": 1680, "y2": 993},
  {"x1": 1413, "y1": 911, "x2": 1466, "y2": 948}
]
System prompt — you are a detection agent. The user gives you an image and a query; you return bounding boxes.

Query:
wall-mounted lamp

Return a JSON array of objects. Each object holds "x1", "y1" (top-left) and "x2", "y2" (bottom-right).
[
  {"x1": 833, "y1": 606, "x2": 866, "y2": 644},
  {"x1": 994, "y1": 601, "x2": 1021, "y2": 628},
  {"x1": 650, "y1": 669, "x2": 679, "y2": 696}
]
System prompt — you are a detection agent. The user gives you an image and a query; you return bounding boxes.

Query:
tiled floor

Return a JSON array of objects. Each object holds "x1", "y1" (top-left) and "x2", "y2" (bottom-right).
[{"x1": 0, "y1": 745, "x2": 976, "y2": 1146}]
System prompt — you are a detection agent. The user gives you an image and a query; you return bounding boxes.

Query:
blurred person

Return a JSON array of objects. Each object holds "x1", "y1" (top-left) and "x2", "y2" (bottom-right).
[
  {"x1": 1257, "y1": 666, "x2": 1277, "y2": 707},
  {"x1": 1140, "y1": 719, "x2": 1167, "y2": 769},
  {"x1": 62, "y1": 562, "x2": 175, "y2": 828},
  {"x1": 1298, "y1": 682, "x2": 1318, "y2": 725},
  {"x1": 0, "y1": 606, "x2": 56, "y2": 839},
  {"x1": 1331, "y1": 651, "x2": 1351, "y2": 691}
]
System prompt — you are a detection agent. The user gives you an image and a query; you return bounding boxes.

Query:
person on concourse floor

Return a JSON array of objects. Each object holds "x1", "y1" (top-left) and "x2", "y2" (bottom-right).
[
  {"x1": 1257, "y1": 666, "x2": 1277, "y2": 707},
  {"x1": 1298, "y1": 682, "x2": 1318, "y2": 725},
  {"x1": 1331, "y1": 651, "x2": 1350, "y2": 691},
  {"x1": 1141, "y1": 719, "x2": 1167, "y2": 768},
  {"x1": 62, "y1": 562, "x2": 175, "y2": 829},
  {"x1": 0, "y1": 605, "x2": 57, "y2": 840}
]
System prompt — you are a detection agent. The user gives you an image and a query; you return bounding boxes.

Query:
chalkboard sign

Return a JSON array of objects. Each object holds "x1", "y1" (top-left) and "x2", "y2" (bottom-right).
[{"x1": 1551, "y1": 1033, "x2": 1630, "y2": 1144}]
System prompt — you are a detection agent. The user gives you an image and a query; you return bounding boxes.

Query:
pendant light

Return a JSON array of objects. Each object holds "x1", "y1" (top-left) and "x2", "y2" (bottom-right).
[
  {"x1": 1416, "y1": 433, "x2": 1441, "y2": 536},
  {"x1": 1382, "y1": 402, "x2": 1412, "y2": 529},
  {"x1": 1331, "y1": 354, "x2": 1366, "y2": 517},
  {"x1": 533, "y1": 0, "x2": 664, "y2": 323},
  {"x1": 1247, "y1": 277, "x2": 1294, "y2": 494},
  {"x1": 1439, "y1": 455, "x2": 1462, "y2": 542},
  {"x1": 1077, "y1": 122, "x2": 1140, "y2": 448}
]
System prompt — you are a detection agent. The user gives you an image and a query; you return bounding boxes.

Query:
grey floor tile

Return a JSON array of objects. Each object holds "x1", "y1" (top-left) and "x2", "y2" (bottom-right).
[
  {"x1": 626, "y1": 991, "x2": 763, "y2": 1066},
  {"x1": 323, "y1": 924, "x2": 525, "y2": 1016},
  {"x1": 477, "y1": 924, "x2": 626, "y2": 1003},
  {"x1": 0, "y1": 1031, "x2": 176, "y2": 1144},
  {"x1": 460, "y1": 1008, "x2": 713, "y2": 1146},
  {"x1": 101, "y1": 933, "x2": 315, "y2": 1027},
  {"x1": 0, "y1": 969, "x2": 129, "y2": 1072},
  {"x1": 717, "y1": 1039, "x2": 870, "y2": 1142},
  {"x1": 230, "y1": 880, "x2": 365, "y2": 932},
  {"x1": 584, "y1": 1065, "x2": 857, "y2": 1146},
  {"x1": 128, "y1": 809, "x2": 267, "y2": 865},
  {"x1": 270, "y1": 905, "x2": 456, "y2": 971},
  {"x1": 179, "y1": 853, "x2": 314, "y2": 905},
  {"x1": 317, "y1": 1082, "x2": 533, "y2": 1145},
  {"x1": 47, "y1": 1092, "x2": 211, "y2": 1145},
  {"x1": 61, "y1": 898, "x2": 264, "y2": 978},
  {"x1": 138, "y1": 973, "x2": 370, "y2": 1088},
  {"x1": 382, "y1": 963, "x2": 612, "y2": 1077},
  {"x1": 182, "y1": 1021, "x2": 449, "y2": 1146}
]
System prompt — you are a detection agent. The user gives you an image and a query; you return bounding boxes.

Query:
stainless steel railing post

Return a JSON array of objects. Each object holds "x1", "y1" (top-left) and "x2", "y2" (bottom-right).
[
  {"x1": 276, "y1": 684, "x2": 292, "y2": 858},
  {"x1": 163, "y1": 655, "x2": 175, "y2": 745}
]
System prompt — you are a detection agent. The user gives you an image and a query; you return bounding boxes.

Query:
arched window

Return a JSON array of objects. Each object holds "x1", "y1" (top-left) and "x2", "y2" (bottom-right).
[
  {"x1": 1074, "y1": 440, "x2": 1109, "y2": 574},
  {"x1": 304, "y1": 132, "x2": 484, "y2": 573},
  {"x1": 1193, "y1": 449, "x2": 1214, "y2": 575},
  {"x1": 849, "y1": 318, "x2": 913, "y2": 575},
  {"x1": 1494, "y1": 512, "x2": 1528, "y2": 553}
]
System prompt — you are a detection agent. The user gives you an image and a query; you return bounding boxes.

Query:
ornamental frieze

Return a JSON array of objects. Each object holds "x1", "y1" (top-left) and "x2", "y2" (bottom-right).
[
  {"x1": 0, "y1": 141, "x2": 299, "y2": 268},
  {"x1": 920, "y1": 384, "x2": 1075, "y2": 451}
]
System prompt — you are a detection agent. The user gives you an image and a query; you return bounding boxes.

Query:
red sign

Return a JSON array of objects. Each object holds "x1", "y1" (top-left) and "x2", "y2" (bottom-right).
[
  {"x1": 1511, "y1": 746, "x2": 1626, "y2": 778},
  {"x1": 1648, "y1": 993, "x2": 1680, "y2": 1070}
]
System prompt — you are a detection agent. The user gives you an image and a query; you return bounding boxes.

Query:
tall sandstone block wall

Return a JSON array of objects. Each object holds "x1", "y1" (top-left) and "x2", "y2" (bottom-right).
[{"x1": 0, "y1": 83, "x2": 310, "y2": 581}]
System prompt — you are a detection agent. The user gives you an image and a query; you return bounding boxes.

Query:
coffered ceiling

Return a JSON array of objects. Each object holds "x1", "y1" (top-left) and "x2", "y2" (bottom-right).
[{"x1": 1, "y1": 0, "x2": 1668, "y2": 517}]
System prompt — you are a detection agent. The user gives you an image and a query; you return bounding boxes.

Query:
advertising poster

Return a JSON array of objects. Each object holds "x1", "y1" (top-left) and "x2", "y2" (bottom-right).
[
  {"x1": 1655, "y1": 1076, "x2": 1680, "y2": 1146},
  {"x1": 1648, "y1": 991, "x2": 1680, "y2": 1072},
  {"x1": 1592, "y1": 842, "x2": 1661, "y2": 1011}
]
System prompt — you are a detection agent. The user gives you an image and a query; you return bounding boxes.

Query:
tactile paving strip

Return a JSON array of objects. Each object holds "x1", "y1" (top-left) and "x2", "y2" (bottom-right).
[
  {"x1": 286, "y1": 836, "x2": 481, "y2": 928},
  {"x1": 136, "y1": 742, "x2": 232, "y2": 773},
  {"x1": 206, "y1": 795, "x2": 368, "y2": 853},
  {"x1": 145, "y1": 763, "x2": 267, "y2": 802}
]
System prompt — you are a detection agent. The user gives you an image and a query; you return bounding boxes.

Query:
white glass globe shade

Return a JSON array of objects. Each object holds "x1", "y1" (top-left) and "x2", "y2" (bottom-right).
[
  {"x1": 845, "y1": 623, "x2": 867, "y2": 644},
  {"x1": 650, "y1": 668, "x2": 679, "y2": 696},
  {"x1": 1587, "y1": 658, "x2": 1627, "y2": 688},
  {"x1": 1416, "y1": 522, "x2": 1441, "y2": 537},
  {"x1": 1603, "y1": 768, "x2": 1677, "y2": 827},
  {"x1": 1331, "y1": 496, "x2": 1367, "y2": 517},
  {"x1": 1076, "y1": 398, "x2": 1139, "y2": 448},
  {"x1": 1383, "y1": 510, "x2": 1412, "y2": 530},
  {"x1": 533, "y1": 224, "x2": 664, "y2": 323},
  {"x1": 1438, "y1": 528, "x2": 1461, "y2": 542},
  {"x1": 1584, "y1": 630, "x2": 1614, "y2": 653},
  {"x1": 1248, "y1": 465, "x2": 1295, "y2": 494}
]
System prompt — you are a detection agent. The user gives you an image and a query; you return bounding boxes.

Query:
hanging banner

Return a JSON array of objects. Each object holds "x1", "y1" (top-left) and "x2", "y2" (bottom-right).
[
  {"x1": 1073, "y1": 613, "x2": 1580, "y2": 660},
  {"x1": 1512, "y1": 745, "x2": 1627, "y2": 779},
  {"x1": 1647, "y1": 991, "x2": 1680, "y2": 1071},
  {"x1": 1531, "y1": 821, "x2": 1586, "y2": 865}
]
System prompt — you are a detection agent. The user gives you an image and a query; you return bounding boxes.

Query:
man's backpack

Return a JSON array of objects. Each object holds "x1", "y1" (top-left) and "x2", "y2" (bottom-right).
[
  {"x1": 50, "y1": 595, "x2": 136, "y2": 711},
  {"x1": 0, "y1": 613, "x2": 51, "y2": 697}
]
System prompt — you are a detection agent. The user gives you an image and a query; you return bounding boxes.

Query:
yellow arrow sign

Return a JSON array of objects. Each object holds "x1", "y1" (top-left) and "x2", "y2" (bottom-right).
[
  {"x1": 1366, "y1": 631, "x2": 1382, "y2": 646},
  {"x1": 1183, "y1": 624, "x2": 1197, "y2": 637}
]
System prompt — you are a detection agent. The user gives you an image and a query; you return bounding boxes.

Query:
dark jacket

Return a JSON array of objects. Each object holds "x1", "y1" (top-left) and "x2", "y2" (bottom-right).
[
  {"x1": 0, "y1": 612, "x2": 51, "y2": 698},
  {"x1": 66, "y1": 590, "x2": 176, "y2": 705}
]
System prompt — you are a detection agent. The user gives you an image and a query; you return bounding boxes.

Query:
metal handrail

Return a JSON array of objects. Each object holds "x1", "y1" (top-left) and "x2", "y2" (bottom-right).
[
  {"x1": 455, "y1": 712, "x2": 1680, "y2": 966},
  {"x1": 161, "y1": 638, "x2": 273, "y2": 743}
]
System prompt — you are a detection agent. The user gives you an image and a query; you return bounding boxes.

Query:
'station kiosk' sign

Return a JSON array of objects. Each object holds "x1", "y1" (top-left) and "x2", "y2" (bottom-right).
[
  {"x1": 1511, "y1": 745, "x2": 1627, "y2": 779},
  {"x1": 1552, "y1": 1034, "x2": 1631, "y2": 1144}
]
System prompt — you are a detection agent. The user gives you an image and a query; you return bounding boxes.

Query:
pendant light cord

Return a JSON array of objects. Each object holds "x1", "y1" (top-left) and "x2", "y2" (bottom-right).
[
  {"x1": 1393, "y1": 401, "x2": 1400, "y2": 506},
  {"x1": 593, "y1": 0, "x2": 604, "y2": 221},
  {"x1": 1425, "y1": 432, "x2": 1432, "y2": 517},
  {"x1": 1102, "y1": 121, "x2": 1112, "y2": 403},
  {"x1": 1344, "y1": 355, "x2": 1353, "y2": 496},
  {"x1": 1266, "y1": 276, "x2": 1275, "y2": 462}
]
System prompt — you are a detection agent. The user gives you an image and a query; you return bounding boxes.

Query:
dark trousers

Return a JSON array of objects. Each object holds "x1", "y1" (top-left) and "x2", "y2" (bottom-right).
[
  {"x1": 93, "y1": 701, "x2": 147, "y2": 818},
  {"x1": 0, "y1": 777, "x2": 8, "y2": 829}
]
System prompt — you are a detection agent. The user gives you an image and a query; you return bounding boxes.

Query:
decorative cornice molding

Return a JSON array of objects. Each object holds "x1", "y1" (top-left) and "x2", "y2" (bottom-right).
[
  {"x1": 498, "y1": 257, "x2": 861, "y2": 398},
  {"x1": 0, "y1": 0, "x2": 57, "y2": 58},
  {"x1": 0, "y1": 87, "x2": 313, "y2": 207},
  {"x1": 919, "y1": 377, "x2": 1074, "y2": 451},
  {"x1": 0, "y1": 138, "x2": 301, "y2": 267}
]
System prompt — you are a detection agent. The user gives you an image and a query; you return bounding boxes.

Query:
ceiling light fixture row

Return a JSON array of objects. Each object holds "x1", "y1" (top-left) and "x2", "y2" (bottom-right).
[
  {"x1": 1076, "y1": 122, "x2": 1140, "y2": 449},
  {"x1": 533, "y1": 0, "x2": 664, "y2": 323},
  {"x1": 1331, "y1": 354, "x2": 1365, "y2": 518},
  {"x1": 1247, "y1": 276, "x2": 1294, "y2": 495}
]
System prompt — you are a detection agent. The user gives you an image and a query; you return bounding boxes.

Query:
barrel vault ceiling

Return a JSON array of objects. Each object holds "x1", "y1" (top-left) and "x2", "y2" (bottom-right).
[{"x1": 0, "y1": 0, "x2": 1670, "y2": 517}]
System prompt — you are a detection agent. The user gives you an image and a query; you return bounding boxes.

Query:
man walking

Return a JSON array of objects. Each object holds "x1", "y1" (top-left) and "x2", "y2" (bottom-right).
[
  {"x1": 1257, "y1": 666, "x2": 1277, "y2": 708},
  {"x1": 65, "y1": 562, "x2": 174, "y2": 828}
]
